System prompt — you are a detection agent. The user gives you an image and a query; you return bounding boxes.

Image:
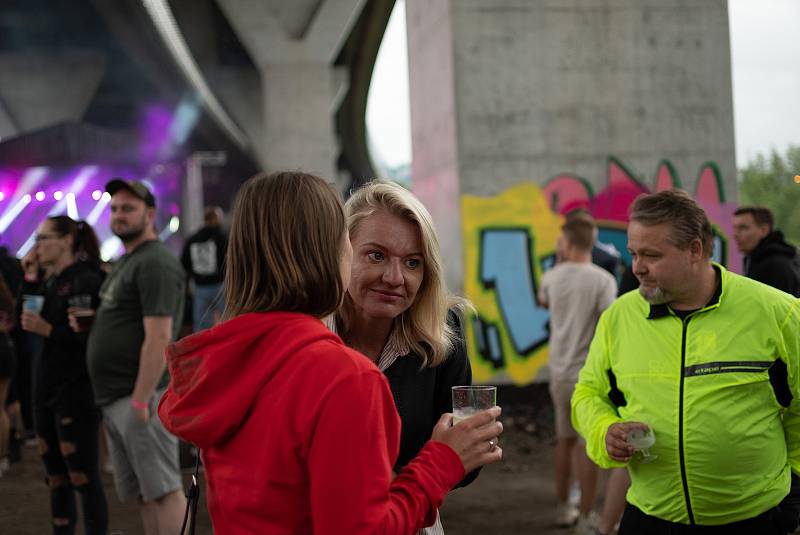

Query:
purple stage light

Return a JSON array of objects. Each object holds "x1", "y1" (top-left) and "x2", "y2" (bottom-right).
[
  {"x1": 140, "y1": 105, "x2": 174, "y2": 162},
  {"x1": 1, "y1": 163, "x2": 184, "y2": 258}
]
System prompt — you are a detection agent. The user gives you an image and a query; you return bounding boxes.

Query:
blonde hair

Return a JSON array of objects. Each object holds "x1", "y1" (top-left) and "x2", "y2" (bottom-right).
[
  {"x1": 337, "y1": 180, "x2": 469, "y2": 368},
  {"x1": 223, "y1": 172, "x2": 346, "y2": 320}
]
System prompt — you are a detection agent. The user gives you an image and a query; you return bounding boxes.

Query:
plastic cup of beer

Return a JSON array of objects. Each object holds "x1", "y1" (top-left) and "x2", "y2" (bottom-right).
[
  {"x1": 68, "y1": 294, "x2": 92, "y2": 309},
  {"x1": 68, "y1": 294, "x2": 95, "y2": 331},
  {"x1": 22, "y1": 294, "x2": 45, "y2": 314},
  {"x1": 451, "y1": 385, "x2": 497, "y2": 425}
]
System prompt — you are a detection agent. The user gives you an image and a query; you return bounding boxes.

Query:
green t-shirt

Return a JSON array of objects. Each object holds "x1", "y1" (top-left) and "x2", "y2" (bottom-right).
[{"x1": 87, "y1": 240, "x2": 185, "y2": 406}]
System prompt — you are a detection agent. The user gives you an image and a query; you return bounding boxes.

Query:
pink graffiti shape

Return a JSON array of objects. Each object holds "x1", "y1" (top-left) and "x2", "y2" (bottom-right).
[
  {"x1": 655, "y1": 163, "x2": 678, "y2": 192},
  {"x1": 589, "y1": 160, "x2": 649, "y2": 223},
  {"x1": 695, "y1": 165, "x2": 722, "y2": 205},
  {"x1": 542, "y1": 174, "x2": 591, "y2": 215}
]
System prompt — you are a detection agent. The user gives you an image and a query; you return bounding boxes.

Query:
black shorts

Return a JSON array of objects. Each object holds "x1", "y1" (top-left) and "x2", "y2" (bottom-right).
[{"x1": 618, "y1": 502, "x2": 788, "y2": 535}]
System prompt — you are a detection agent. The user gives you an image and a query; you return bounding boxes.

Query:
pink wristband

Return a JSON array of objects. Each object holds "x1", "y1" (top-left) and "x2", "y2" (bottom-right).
[{"x1": 130, "y1": 399, "x2": 149, "y2": 410}]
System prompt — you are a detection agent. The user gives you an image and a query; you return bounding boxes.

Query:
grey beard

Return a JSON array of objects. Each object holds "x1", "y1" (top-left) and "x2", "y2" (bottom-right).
[{"x1": 639, "y1": 286, "x2": 671, "y2": 305}]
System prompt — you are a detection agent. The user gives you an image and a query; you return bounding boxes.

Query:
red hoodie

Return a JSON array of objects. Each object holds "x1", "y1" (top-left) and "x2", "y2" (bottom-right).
[{"x1": 158, "y1": 312, "x2": 464, "y2": 535}]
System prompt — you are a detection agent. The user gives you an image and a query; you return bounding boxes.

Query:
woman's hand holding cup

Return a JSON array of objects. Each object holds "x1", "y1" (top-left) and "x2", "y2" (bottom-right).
[{"x1": 431, "y1": 406, "x2": 503, "y2": 473}]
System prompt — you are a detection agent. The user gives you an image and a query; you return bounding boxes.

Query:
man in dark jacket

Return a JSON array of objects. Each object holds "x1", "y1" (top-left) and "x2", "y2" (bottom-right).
[
  {"x1": 180, "y1": 206, "x2": 227, "y2": 331},
  {"x1": 733, "y1": 206, "x2": 800, "y2": 296}
]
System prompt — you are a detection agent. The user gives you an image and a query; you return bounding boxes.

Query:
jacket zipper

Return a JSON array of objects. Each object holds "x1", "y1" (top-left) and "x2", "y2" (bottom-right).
[{"x1": 679, "y1": 317, "x2": 695, "y2": 525}]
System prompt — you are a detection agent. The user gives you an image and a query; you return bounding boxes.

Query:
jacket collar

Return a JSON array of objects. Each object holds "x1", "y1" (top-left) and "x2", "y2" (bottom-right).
[{"x1": 646, "y1": 263, "x2": 724, "y2": 320}]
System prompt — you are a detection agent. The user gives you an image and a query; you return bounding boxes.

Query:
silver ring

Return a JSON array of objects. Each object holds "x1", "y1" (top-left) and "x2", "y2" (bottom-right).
[{"x1": 488, "y1": 440, "x2": 497, "y2": 452}]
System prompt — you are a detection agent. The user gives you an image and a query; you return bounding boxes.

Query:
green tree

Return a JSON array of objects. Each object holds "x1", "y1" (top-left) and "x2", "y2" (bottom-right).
[{"x1": 738, "y1": 145, "x2": 800, "y2": 246}]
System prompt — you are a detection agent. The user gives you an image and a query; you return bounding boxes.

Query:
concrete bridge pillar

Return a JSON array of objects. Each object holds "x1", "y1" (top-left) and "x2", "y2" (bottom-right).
[
  {"x1": 407, "y1": 0, "x2": 736, "y2": 287},
  {"x1": 406, "y1": 0, "x2": 737, "y2": 384},
  {"x1": 215, "y1": 0, "x2": 365, "y2": 183}
]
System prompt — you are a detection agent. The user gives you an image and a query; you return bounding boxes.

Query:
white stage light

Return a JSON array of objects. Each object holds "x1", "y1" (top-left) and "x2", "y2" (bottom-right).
[
  {"x1": 1, "y1": 194, "x2": 33, "y2": 234},
  {"x1": 66, "y1": 193, "x2": 79, "y2": 220},
  {"x1": 101, "y1": 236, "x2": 123, "y2": 261}
]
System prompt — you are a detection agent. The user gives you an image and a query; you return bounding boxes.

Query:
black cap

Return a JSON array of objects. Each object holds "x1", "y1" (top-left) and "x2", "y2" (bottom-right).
[{"x1": 105, "y1": 179, "x2": 156, "y2": 207}]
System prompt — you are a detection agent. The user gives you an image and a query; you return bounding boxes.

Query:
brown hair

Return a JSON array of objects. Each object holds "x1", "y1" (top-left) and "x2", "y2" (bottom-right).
[
  {"x1": 629, "y1": 189, "x2": 713, "y2": 259},
  {"x1": 561, "y1": 218, "x2": 595, "y2": 252},
  {"x1": 336, "y1": 180, "x2": 470, "y2": 368},
  {"x1": 222, "y1": 171, "x2": 346, "y2": 320},
  {"x1": 47, "y1": 216, "x2": 101, "y2": 268},
  {"x1": 734, "y1": 205, "x2": 774, "y2": 231}
]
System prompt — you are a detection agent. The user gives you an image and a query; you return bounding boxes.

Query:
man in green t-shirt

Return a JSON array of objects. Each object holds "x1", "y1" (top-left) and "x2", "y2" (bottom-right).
[{"x1": 85, "y1": 179, "x2": 186, "y2": 535}]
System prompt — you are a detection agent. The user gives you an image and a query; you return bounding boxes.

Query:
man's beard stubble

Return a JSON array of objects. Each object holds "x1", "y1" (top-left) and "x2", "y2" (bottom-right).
[
  {"x1": 639, "y1": 285, "x2": 672, "y2": 305},
  {"x1": 112, "y1": 222, "x2": 146, "y2": 244}
]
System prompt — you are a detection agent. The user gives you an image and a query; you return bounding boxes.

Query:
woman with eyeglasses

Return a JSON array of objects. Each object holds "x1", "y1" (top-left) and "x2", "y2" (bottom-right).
[
  {"x1": 159, "y1": 172, "x2": 503, "y2": 534},
  {"x1": 21, "y1": 216, "x2": 108, "y2": 535}
]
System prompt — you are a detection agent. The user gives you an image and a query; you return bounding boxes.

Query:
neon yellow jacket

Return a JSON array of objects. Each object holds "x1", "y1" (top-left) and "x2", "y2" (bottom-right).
[{"x1": 572, "y1": 264, "x2": 800, "y2": 525}]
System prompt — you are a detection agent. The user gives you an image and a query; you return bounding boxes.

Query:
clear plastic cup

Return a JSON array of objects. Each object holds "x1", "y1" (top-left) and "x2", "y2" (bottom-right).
[
  {"x1": 22, "y1": 295, "x2": 44, "y2": 314},
  {"x1": 452, "y1": 385, "x2": 497, "y2": 425},
  {"x1": 628, "y1": 426, "x2": 656, "y2": 463}
]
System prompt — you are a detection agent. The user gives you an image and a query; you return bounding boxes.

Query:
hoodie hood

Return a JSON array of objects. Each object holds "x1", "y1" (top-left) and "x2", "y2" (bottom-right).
[
  {"x1": 159, "y1": 311, "x2": 339, "y2": 449},
  {"x1": 751, "y1": 230, "x2": 798, "y2": 263}
]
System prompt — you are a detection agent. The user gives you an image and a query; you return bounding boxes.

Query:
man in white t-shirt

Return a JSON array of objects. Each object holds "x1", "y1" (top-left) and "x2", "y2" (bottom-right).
[{"x1": 539, "y1": 215, "x2": 618, "y2": 531}]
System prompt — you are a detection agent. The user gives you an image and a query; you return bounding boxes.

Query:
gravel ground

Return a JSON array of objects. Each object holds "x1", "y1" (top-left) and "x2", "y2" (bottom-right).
[{"x1": 1, "y1": 385, "x2": 592, "y2": 534}]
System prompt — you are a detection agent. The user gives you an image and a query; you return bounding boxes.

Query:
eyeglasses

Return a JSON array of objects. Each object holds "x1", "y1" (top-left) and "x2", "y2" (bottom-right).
[{"x1": 34, "y1": 233, "x2": 63, "y2": 243}]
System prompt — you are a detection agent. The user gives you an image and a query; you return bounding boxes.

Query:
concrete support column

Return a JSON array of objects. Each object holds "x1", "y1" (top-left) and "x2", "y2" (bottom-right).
[
  {"x1": 407, "y1": 0, "x2": 736, "y2": 290},
  {"x1": 406, "y1": 0, "x2": 737, "y2": 386},
  {"x1": 215, "y1": 0, "x2": 364, "y2": 184},
  {"x1": 261, "y1": 63, "x2": 343, "y2": 180},
  {"x1": 405, "y1": 0, "x2": 462, "y2": 288}
]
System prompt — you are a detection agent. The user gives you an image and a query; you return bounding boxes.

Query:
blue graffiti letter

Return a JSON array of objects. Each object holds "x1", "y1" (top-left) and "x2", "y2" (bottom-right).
[{"x1": 480, "y1": 229, "x2": 549, "y2": 355}]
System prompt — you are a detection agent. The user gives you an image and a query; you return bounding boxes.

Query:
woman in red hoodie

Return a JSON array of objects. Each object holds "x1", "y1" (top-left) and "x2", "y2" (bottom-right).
[{"x1": 158, "y1": 171, "x2": 503, "y2": 535}]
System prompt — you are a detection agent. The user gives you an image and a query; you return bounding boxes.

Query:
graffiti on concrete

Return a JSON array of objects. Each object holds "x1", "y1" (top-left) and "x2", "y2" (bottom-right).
[
  {"x1": 462, "y1": 157, "x2": 739, "y2": 385},
  {"x1": 462, "y1": 183, "x2": 561, "y2": 384}
]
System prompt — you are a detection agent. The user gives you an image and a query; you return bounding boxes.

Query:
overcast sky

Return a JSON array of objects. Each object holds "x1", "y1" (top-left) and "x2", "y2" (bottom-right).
[{"x1": 367, "y1": 0, "x2": 800, "y2": 170}]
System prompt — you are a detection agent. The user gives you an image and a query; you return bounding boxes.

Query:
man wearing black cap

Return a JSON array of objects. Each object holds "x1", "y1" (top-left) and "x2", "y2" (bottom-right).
[{"x1": 85, "y1": 179, "x2": 186, "y2": 534}]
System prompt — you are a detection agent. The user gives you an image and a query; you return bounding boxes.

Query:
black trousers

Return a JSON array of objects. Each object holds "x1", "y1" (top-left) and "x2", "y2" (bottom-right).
[
  {"x1": 618, "y1": 502, "x2": 787, "y2": 535},
  {"x1": 34, "y1": 388, "x2": 108, "y2": 535}
]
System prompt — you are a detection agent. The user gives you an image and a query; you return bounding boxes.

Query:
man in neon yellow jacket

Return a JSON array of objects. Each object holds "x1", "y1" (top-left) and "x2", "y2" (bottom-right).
[{"x1": 572, "y1": 189, "x2": 800, "y2": 534}]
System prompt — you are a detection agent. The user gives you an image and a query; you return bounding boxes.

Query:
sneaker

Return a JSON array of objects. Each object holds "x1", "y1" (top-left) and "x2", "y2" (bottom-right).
[
  {"x1": 572, "y1": 512, "x2": 603, "y2": 535},
  {"x1": 568, "y1": 481, "x2": 581, "y2": 507},
  {"x1": 555, "y1": 503, "x2": 579, "y2": 528}
]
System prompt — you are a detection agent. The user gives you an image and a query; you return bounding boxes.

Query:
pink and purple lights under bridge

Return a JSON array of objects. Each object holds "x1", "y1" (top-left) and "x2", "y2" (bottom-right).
[{"x1": 0, "y1": 162, "x2": 184, "y2": 260}]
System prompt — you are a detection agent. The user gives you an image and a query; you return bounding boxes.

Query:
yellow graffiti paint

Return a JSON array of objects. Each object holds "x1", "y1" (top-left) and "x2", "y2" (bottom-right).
[{"x1": 461, "y1": 183, "x2": 563, "y2": 385}]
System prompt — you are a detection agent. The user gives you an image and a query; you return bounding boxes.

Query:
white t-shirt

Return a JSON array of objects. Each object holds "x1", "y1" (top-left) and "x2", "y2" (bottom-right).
[{"x1": 539, "y1": 261, "x2": 618, "y2": 382}]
